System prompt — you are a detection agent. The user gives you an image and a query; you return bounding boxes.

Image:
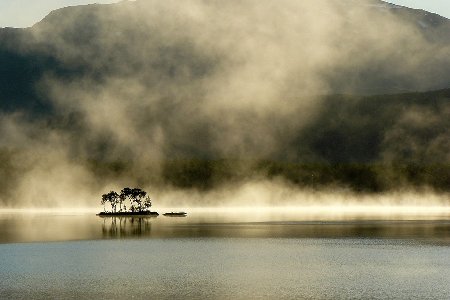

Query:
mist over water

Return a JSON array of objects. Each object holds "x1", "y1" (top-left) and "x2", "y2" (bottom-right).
[
  {"x1": 2, "y1": 206, "x2": 450, "y2": 244},
  {"x1": 0, "y1": 0, "x2": 449, "y2": 207}
]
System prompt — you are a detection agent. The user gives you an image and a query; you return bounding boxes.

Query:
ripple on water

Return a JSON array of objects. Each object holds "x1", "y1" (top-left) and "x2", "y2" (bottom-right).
[{"x1": 1, "y1": 238, "x2": 450, "y2": 299}]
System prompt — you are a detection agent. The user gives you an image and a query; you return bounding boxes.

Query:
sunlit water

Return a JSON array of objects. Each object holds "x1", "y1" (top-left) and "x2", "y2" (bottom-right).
[{"x1": 1, "y1": 207, "x2": 450, "y2": 299}]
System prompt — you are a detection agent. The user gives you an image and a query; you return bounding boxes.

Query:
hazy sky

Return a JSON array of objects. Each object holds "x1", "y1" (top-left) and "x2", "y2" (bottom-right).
[
  {"x1": 0, "y1": 0, "x2": 119, "y2": 28},
  {"x1": 0, "y1": 0, "x2": 449, "y2": 28}
]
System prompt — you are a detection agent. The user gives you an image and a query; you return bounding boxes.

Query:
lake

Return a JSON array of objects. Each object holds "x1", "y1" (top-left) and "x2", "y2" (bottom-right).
[{"x1": 1, "y1": 207, "x2": 450, "y2": 299}]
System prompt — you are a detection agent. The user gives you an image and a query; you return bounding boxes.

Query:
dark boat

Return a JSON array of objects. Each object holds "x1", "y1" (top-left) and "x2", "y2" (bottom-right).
[
  {"x1": 163, "y1": 212, "x2": 187, "y2": 217},
  {"x1": 97, "y1": 211, "x2": 159, "y2": 217}
]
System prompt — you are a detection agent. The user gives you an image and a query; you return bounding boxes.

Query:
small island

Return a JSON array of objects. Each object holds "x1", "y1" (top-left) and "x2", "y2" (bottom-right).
[
  {"x1": 163, "y1": 212, "x2": 187, "y2": 217},
  {"x1": 97, "y1": 187, "x2": 159, "y2": 216}
]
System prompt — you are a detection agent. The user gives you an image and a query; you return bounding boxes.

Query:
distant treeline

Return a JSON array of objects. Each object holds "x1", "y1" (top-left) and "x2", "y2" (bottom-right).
[
  {"x1": 83, "y1": 89, "x2": 450, "y2": 193},
  {"x1": 88, "y1": 159, "x2": 450, "y2": 193},
  {"x1": 1, "y1": 152, "x2": 448, "y2": 199}
]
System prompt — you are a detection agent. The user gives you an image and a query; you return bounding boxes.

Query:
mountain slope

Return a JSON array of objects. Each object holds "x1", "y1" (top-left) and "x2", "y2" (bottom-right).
[{"x1": 1, "y1": 0, "x2": 449, "y2": 113}]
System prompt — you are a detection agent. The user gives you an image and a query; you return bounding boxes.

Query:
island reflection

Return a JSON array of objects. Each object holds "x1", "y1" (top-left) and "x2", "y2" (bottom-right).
[{"x1": 101, "y1": 217, "x2": 154, "y2": 238}]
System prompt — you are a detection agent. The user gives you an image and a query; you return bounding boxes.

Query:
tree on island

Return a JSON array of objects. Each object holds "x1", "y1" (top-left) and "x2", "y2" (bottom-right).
[
  {"x1": 100, "y1": 187, "x2": 154, "y2": 214},
  {"x1": 143, "y1": 196, "x2": 152, "y2": 211},
  {"x1": 120, "y1": 187, "x2": 132, "y2": 211},
  {"x1": 101, "y1": 191, "x2": 120, "y2": 213},
  {"x1": 131, "y1": 188, "x2": 147, "y2": 212}
]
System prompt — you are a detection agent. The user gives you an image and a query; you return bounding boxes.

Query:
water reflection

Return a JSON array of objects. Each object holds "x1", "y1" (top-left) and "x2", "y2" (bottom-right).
[
  {"x1": 101, "y1": 217, "x2": 154, "y2": 238},
  {"x1": 1, "y1": 207, "x2": 450, "y2": 244}
]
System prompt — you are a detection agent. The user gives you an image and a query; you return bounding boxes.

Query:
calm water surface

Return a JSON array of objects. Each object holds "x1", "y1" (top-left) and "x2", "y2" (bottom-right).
[{"x1": 1, "y1": 208, "x2": 450, "y2": 299}]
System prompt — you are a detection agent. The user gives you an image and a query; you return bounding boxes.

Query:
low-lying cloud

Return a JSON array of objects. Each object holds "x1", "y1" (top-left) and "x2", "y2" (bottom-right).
[{"x1": 0, "y1": 0, "x2": 449, "y2": 207}]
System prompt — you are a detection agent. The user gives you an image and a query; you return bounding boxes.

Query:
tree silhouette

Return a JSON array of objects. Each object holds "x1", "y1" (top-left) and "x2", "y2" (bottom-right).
[
  {"x1": 120, "y1": 187, "x2": 133, "y2": 211},
  {"x1": 101, "y1": 187, "x2": 154, "y2": 214},
  {"x1": 101, "y1": 191, "x2": 119, "y2": 213},
  {"x1": 143, "y1": 196, "x2": 152, "y2": 211},
  {"x1": 101, "y1": 196, "x2": 107, "y2": 212},
  {"x1": 131, "y1": 188, "x2": 147, "y2": 212}
]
